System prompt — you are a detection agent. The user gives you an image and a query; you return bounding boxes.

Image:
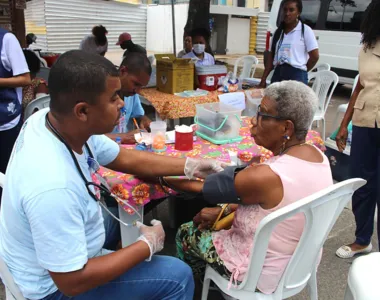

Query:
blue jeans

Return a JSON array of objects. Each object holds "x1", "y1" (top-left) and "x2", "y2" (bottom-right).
[
  {"x1": 41, "y1": 207, "x2": 195, "y2": 299},
  {"x1": 42, "y1": 256, "x2": 194, "y2": 300},
  {"x1": 351, "y1": 125, "x2": 380, "y2": 247},
  {"x1": 271, "y1": 64, "x2": 308, "y2": 85}
]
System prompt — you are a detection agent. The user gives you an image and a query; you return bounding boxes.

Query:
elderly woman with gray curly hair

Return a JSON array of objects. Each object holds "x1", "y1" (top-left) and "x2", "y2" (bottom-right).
[{"x1": 163, "y1": 80, "x2": 333, "y2": 295}]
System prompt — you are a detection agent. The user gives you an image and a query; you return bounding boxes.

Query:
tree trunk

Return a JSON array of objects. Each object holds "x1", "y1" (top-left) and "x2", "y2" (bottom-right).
[
  {"x1": 184, "y1": 0, "x2": 211, "y2": 37},
  {"x1": 184, "y1": 0, "x2": 214, "y2": 55}
]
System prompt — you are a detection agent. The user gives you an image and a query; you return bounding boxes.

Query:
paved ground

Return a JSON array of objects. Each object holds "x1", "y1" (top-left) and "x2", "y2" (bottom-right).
[{"x1": 0, "y1": 53, "x2": 369, "y2": 300}]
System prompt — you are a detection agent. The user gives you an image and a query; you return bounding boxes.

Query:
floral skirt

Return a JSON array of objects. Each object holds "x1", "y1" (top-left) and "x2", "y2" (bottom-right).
[{"x1": 176, "y1": 221, "x2": 231, "y2": 280}]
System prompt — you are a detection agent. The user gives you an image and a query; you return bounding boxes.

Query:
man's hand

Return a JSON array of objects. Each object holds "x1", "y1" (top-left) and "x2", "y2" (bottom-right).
[
  {"x1": 336, "y1": 126, "x2": 349, "y2": 152},
  {"x1": 136, "y1": 219, "x2": 165, "y2": 261},
  {"x1": 193, "y1": 207, "x2": 222, "y2": 230},
  {"x1": 120, "y1": 131, "x2": 142, "y2": 144},
  {"x1": 139, "y1": 116, "x2": 152, "y2": 132},
  {"x1": 184, "y1": 158, "x2": 225, "y2": 179}
]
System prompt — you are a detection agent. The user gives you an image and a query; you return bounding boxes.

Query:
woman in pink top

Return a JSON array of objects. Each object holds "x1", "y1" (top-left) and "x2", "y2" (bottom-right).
[{"x1": 164, "y1": 80, "x2": 333, "y2": 295}]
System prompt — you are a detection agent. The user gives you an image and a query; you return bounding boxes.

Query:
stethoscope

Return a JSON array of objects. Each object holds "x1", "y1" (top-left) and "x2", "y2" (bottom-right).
[{"x1": 45, "y1": 114, "x2": 142, "y2": 227}]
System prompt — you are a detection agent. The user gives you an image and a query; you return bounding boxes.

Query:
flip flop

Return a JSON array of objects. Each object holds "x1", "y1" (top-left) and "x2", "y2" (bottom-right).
[{"x1": 336, "y1": 243, "x2": 373, "y2": 259}]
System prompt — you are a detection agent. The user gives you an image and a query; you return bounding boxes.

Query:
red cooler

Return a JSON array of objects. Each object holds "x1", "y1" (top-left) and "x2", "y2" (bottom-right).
[{"x1": 196, "y1": 65, "x2": 227, "y2": 91}]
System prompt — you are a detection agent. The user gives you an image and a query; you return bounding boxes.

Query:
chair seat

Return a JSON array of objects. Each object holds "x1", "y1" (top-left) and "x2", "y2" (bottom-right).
[{"x1": 345, "y1": 253, "x2": 380, "y2": 300}]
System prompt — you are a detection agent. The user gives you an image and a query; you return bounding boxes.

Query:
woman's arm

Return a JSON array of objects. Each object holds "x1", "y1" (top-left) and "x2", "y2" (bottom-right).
[
  {"x1": 336, "y1": 77, "x2": 364, "y2": 152},
  {"x1": 258, "y1": 52, "x2": 274, "y2": 88},
  {"x1": 0, "y1": 73, "x2": 31, "y2": 88},
  {"x1": 306, "y1": 49, "x2": 319, "y2": 71}
]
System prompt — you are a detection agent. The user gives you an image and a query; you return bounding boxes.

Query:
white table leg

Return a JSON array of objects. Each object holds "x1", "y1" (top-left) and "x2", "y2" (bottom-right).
[{"x1": 119, "y1": 205, "x2": 144, "y2": 248}]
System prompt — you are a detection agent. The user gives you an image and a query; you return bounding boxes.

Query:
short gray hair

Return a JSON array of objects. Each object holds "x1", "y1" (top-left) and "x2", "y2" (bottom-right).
[{"x1": 264, "y1": 81, "x2": 318, "y2": 140}]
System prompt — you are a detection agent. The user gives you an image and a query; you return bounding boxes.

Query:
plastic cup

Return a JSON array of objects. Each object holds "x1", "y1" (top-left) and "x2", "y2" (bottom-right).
[
  {"x1": 150, "y1": 121, "x2": 167, "y2": 152},
  {"x1": 175, "y1": 131, "x2": 193, "y2": 151}
]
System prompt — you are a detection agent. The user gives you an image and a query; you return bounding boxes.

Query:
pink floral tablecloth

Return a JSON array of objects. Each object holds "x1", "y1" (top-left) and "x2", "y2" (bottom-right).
[{"x1": 99, "y1": 117, "x2": 325, "y2": 215}]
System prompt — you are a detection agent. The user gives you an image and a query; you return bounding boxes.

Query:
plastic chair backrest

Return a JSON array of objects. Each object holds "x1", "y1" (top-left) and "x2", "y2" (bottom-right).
[
  {"x1": 309, "y1": 70, "x2": 339, "y2": 117},
  {"x1": 36, "y1": 67, "x2": 50, "y2": 83},
  {"x1": 233, "y1": 55, "x2": 259, "y2": 79},
  {"x1": 0, "y1": 171, "x2": 4, "y2": 188},
  {"x1": 237, "y1": 178, "x2": 366, "y2": 298},
  {"x1": 0, "y1": 172, "x2": 27, "y2": 300},
  {"x1": 148, "y1": 55, "x2": 155, "y2": 65},
  {"x1": 309, "y1": 62, "x2": 331, "y2": 73},
  {"x1": 24, "y1": 95, "x2": 50, "y2": 121}
]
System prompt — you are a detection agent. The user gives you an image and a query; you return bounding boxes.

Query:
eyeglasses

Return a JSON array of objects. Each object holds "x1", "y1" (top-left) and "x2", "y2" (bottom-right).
[{"x1": 256, "y1": 105, "x2": 286, "y2": 121}]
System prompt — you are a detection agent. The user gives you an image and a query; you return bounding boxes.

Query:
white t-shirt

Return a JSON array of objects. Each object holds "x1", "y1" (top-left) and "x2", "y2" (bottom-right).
[
  {"x1": 0, "y1": 33, "x2": 30, "y2": 131},
  {"x1": 79, "y1": 35, "x2": 108, "y2": 55},
  {"x1": 272, "y1": 22, "x2": 318, "y2": 71},
  {"x1": 183, "y1": 51, "x2": 215, "y2": 66},
  {"x1": 0, "y1": 108, "x2": 120, "y2": 299}
]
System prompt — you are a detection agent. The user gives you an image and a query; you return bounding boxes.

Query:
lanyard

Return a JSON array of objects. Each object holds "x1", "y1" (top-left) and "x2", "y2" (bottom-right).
[{"x1": 45, "y1": 113, "x2": 142, "y2": 226}]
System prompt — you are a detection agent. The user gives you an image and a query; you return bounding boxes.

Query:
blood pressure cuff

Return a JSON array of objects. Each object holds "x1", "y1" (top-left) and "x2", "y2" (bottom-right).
[{"x1": 202, "y1": 166, "x2": 246, "y2": 204}]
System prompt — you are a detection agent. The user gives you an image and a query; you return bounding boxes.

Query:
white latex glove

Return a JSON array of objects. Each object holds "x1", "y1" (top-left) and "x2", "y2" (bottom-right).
[
  {"x1": 184, "y1": 157, "x2": 225, "y2": 180},
  {"x1": 136, "y1": 219, "x2": 165, "y2": 261}
]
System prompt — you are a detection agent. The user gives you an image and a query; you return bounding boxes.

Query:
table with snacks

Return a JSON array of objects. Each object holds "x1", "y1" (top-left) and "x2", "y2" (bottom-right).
[
  {"x1": 139, "y1": 88, "x2": 263, "y2": 121},
  {"x1": 139, "y1": 88, "x2": 220, "y2": 120},
  {"x1": 99, "y1": 117, "x2": 325, "y2": 246}
]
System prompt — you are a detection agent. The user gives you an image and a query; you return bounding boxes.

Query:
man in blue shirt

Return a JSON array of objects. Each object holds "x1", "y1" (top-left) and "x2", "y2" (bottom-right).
[
  {"x1": 107, "y1": 53, "x2": 152, "y2": 144},
  {"x1": 0, "y1": 50, "x2": 224, "y2": 300}
]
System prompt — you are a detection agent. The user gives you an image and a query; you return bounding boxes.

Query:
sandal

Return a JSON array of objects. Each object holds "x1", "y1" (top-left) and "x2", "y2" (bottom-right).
[{"x1": 336, "y1": 243, "x2": 373, "y2": 259}]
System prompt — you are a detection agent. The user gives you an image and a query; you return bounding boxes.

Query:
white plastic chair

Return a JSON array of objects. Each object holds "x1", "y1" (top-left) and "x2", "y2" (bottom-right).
[
  {"x1": 0, "y1": 172, "x2": 27, "y2": 300},
  {"x1": 344, "y1": 252, "x2": 380, "y2": 300},
  {"x1": 202, "y1": 178, "x2": 366, "y2": 300},
  {"x1": 148, "y1": 55, "x2": 155, "y2": 65},
  {"x1": 24, "y1": 95, "x2": 50, "y2": 120},
  {"x1": 309, "y1": 62, "x2": 331, "y2": 73},
  {"x1": 242, "y1": 69, "x2": 274, "y2": 87},
  {"x1": 332, "y1": 74, "x2": 359, "y2": 132},
  {"x1": 309, "y1": 70, "x2": 339, "y2": 141},
  {"x1": 233, "y1": 56, "x2": 259, "y2": 80}
]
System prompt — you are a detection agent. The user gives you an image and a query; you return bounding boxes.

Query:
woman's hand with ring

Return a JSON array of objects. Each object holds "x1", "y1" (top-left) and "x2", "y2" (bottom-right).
[
  {"x1": 193, "y1": 207, "x2": 222, "y2": 230},
  {"x1": 335, "y1": 126, "x2": 348, "y2": 152}
]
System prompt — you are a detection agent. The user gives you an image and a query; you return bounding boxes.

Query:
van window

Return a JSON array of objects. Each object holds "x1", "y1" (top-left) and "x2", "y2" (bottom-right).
[
  {"x1": 302, "y1": 0, "x2": 321, "y2": 29},
  {"x1": 276, "y1": 0, "x2": 370, "y2": 32},
  {"x1": 322, "y1": 0, "x2": 371, "y2": 31}
]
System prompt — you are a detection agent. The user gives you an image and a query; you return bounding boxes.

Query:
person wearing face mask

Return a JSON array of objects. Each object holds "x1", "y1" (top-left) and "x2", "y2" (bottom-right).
[
  {"x1": 259, "y1": 0, "x2": 319, "y2": 87},
  {"x1": 183, "y1": 28, "x2": 215, "y2": 66},
  {"x1": 106, "y1": 53, "x2": 152, "y2": 144}
]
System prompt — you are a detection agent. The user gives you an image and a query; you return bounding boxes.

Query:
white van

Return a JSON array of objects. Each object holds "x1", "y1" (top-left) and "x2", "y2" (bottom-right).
[{"x1": 266, "y1": 0, "x2": 371, "y2": 84}]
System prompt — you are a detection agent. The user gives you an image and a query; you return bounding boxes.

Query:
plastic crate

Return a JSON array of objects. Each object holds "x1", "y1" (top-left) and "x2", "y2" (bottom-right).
[{"x1": 195, "y1": 102, "x2": 243, "y2": 144}]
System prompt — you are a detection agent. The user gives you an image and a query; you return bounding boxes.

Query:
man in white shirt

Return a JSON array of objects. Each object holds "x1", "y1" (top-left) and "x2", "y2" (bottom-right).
[
  {"x1": 0, "y1": 50, "x2": 224, "y2": 300},
  {"x1": 0, "y1": 29, "x2": 30, "y2": 200}
]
